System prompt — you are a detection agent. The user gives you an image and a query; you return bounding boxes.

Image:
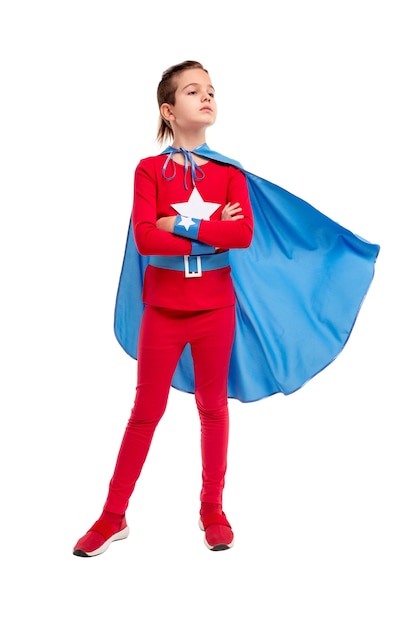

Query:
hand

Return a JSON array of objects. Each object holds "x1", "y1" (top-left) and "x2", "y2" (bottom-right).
[
  {"x1": 156, "y1": 216, "x2": 176, "y2": 232},
  {"x1": 221, "y1": 202, "x2": 243, "y2": 221}
]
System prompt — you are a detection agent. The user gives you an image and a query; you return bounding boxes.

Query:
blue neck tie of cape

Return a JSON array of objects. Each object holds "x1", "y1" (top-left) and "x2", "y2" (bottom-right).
[
  {"x1": 161, "y1": 147, "x2": 205, "y2": 189},
  {"x1": 114, "y1": 144, "x2": 380, "y2": 402}
]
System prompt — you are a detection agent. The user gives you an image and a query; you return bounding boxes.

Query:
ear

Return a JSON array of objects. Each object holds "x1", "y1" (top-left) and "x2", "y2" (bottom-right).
[{"x1": 160, "y1": 103, "x2": 175, "y2": 123}]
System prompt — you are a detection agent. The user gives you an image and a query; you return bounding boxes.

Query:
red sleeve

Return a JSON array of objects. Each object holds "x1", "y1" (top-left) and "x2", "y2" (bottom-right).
[
  {"x1": 132, "y1": 160, "x2": 192, "y2": 256},
  {"x1": 197, "y1": 167, "x2": 254, "y2": 249}
]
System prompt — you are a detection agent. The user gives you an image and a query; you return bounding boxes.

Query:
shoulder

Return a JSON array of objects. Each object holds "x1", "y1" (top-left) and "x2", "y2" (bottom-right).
[
  {"x1": 134, "y1": 154, "x2": 167, "y2": 182},
  {"x1": 213, "y1": 161, "x2": 247, "y2": 184},
  {"x1": 136, "y1": 154, "x2": 165, "y2": 171},
  {"x1": 206, "y1": 160, "x2": 244, "y2": 175}
]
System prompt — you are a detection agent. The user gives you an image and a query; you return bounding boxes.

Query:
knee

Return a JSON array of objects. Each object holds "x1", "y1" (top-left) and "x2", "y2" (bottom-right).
[
  {"x1": 128, "y1": 393, "x2": 168, "y2": 427},
  {"x1": 196, "y1": 398, "x2": 229, "y2": 422}
]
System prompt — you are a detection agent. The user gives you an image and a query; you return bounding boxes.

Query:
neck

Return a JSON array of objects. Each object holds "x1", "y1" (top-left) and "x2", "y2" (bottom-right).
[{"x1": 171, "y1": 129, "x2": 207, "y2": 151}]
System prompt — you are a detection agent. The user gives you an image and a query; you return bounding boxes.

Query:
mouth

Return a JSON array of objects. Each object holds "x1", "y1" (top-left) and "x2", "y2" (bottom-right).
[{"x1": 200, "y1": 107, "x2": 213, "y2": 112}]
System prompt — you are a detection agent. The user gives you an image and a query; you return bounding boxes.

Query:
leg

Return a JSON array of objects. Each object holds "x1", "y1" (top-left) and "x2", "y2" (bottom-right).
[
  {"x1": 103, "y1": 306, "x2": 185, "y2": 514},
  {"x1": 191, "y1": 306, "x2": 235, "y2": 506},
  {"x1": 191, "y1": 306, "x2": 236, "y2": 550},
  {"x1": 73, "y1": 306, "x2": 185, "y2": 556}
]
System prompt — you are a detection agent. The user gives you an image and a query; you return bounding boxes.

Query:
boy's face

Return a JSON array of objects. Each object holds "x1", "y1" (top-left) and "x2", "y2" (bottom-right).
[{"x1": 163, "y1": 68, "x2": 217, "y2": 132}]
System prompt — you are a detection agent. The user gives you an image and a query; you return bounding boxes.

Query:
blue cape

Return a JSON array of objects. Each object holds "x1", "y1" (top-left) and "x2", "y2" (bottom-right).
[{"x1": 114, "y1": 144, "x2": 380, "y2": 402}]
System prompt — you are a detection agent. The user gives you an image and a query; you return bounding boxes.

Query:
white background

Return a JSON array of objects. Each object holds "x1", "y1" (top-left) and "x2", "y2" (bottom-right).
[{"x1": 1, "y1": 1, "x2": 416, "y2": 624}]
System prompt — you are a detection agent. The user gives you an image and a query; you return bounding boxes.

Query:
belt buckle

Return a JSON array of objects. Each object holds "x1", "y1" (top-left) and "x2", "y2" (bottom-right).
[{"x1": 184, "y1": 255, "x2": 202, "y2": 278}]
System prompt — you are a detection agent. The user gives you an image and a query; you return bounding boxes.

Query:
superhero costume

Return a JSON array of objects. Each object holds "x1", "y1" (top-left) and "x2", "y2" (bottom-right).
[
  {"x1": 73, "y1": 146, "x2": 380, "y2": 555},
  {"x1": 115, "y1": 145, "x2": 380, "y2": 401},
  {"x1": 103, "y1": 153, "x2": 253, "y2": 514}
]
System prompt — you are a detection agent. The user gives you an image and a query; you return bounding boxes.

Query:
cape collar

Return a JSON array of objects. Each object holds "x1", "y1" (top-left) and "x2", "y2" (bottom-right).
[{"x1": 160, "y1": 144, "x2": 244, "y2": 189}]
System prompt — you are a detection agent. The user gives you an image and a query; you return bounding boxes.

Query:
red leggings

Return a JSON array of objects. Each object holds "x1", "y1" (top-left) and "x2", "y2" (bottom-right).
[{"x1": 104, "y1": 304, "x2": 236, "y2": 515}]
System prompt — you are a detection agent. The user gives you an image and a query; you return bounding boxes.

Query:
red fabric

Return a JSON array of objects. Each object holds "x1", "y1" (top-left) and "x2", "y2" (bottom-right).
[
  {"x1": 104, "y1": 304, "x2": 236, "y2": 515},
  {"x1": 88, "y1": 519, "x2": 119, "y2": 540},
  {"x1": 73, "y1": 513, "x2": 127, "y2": 555},
  {"x1": 132, "y1": 156, "x2": 254, "y2": 310},
  {"x1": 200, "y1": 511, "x2": 231, "y2": 530}
]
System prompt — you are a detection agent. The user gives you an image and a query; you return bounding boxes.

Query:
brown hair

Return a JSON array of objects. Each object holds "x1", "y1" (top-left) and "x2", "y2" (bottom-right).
[{"x1": 156, "y1": 60, "x2": 208, "y2": 144}]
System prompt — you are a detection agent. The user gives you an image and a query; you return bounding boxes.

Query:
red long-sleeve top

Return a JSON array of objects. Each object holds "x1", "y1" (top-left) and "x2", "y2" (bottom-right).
[{"x1": 132, "y1": 154, "x2": 254, "y2": 310}]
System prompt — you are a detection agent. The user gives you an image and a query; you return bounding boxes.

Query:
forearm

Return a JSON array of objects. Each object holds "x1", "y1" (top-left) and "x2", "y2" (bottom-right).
[
  {"x1": 154, "y1": 216, "x2": 216, "y2": 254},
  {"x1": 134, "y1": 223, "x2": 193, "y2": 256},
  {"x1": 172, "y1": 215, "x2": 253, "y2": 249},
  {"x1": 135, "y1": 221, "x2": 216, "y2": 256}
]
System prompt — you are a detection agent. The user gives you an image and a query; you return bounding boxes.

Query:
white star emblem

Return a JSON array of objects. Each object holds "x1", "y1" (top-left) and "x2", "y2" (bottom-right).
[
  {"x1": 177, "y1": 216, "x2": 196, "y2": 231},
  {"x1": 171, "y1": 188, "x2": 221, "y2": 220}
]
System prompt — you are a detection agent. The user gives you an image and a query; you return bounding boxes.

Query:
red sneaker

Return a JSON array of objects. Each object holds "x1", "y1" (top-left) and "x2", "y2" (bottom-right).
[
  {"x1": 199, "y1": 511, "x2": 234, "y2": 551},
  {"x1": 73, "y1": 517, "x2": 129, "y2": 557}
]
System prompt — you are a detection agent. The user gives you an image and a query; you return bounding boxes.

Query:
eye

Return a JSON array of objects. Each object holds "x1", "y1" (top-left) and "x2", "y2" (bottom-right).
[
  {"x1": 187, "y1": 90, "x2": 197, "y2": 95},
  {"x1": 209, "y1": 92, "x2": 215, "y2": 98}
]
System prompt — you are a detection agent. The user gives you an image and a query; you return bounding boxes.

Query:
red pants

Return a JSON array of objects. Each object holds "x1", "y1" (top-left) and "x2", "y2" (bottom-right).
[{"x1": 104, "y1": 304, "x2": 236, "y2": 514}]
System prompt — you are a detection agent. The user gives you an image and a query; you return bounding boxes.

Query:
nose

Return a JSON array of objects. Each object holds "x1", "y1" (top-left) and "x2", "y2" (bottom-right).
[{"x1": 202, "y1": 91, "x2": 211, "y2": 101}]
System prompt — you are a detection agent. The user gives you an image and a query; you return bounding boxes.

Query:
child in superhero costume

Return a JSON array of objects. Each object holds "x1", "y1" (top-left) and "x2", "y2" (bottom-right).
[
  {"x1": 73, "y1": 61, "x2": 379, "y2": 557},
  {"x1": 73, "y1": 60, "x2": 253, "y2": 556}
]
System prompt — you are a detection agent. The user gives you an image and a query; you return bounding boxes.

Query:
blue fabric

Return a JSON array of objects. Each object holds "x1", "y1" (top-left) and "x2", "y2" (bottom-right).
[
  {"x1": 191, "y1": 241, "x2": 216, "y2": 255},
  {"x1": 162, "y1": 147, "x2": 206, "y2": 189},
  {"x1": 114, "y1": 144, "x2": 380, "y2": 401},
  {"x1": 149, "y1": 250, "x2": 229, "y2": 272},
  {"x1": 173, "y1": 215, "x2": 201, "y2": 239}
]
